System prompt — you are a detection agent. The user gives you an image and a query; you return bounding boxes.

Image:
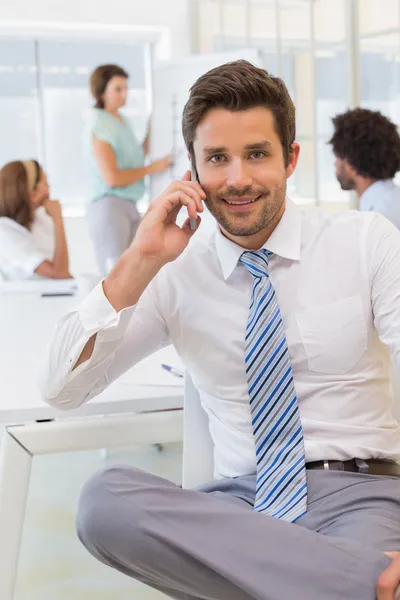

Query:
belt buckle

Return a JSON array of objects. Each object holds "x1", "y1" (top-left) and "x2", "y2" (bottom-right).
[{"x1": 323, "y1": 460, "x2": 330, "y2": 471}]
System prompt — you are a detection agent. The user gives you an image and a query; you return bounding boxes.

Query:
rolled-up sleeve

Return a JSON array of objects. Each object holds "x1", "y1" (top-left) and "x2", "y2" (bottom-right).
[{"x1": 41, "y1": 278, "x2": 170, "y2": 410}]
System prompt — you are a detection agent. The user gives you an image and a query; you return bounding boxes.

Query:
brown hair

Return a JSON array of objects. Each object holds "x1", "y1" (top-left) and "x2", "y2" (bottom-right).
[
  {"x1": 90, "y1": 64, "x2": 129, "y2": 109},
  {"x1": 182, "y1": 60, "x2": 296, "y2": 167},
  {"x1": 0, "y1": 161, "x2": 39, "y2": 230}
]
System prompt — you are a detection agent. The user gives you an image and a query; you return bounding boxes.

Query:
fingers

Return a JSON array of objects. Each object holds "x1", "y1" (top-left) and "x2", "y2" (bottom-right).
[
  {"x1": 164, "y1": 190, "x2": 201, "y2": 221},
  {"x1": 188, "y1": 181, "x2": 206, "y2": 203},
  {"x1": 181, "y1": 170, "x2": 206, "y2": 198},
  {"x1": 181, "y1": 215, "x2": 201, "y2": 234},
  {"x1": 377, "y1": 555, "x2": 400, "y2": 600},
  {"x1": 163, "y1": 180, "x2": 205, "y2": 213},
  {"x1": 180, "y1": 182, "x2": 205, "y2": 211}
]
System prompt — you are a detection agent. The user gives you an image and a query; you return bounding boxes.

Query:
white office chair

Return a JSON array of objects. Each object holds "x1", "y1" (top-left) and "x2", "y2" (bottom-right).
[{"x1": 182, "y1": 374, "x2": 214, "y2": 488}]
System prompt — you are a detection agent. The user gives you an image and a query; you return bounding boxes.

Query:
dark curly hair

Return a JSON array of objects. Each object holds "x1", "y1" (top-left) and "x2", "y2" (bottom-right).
[{"x1": 329, "y1": 108, "x2": 400, "y2": 180}]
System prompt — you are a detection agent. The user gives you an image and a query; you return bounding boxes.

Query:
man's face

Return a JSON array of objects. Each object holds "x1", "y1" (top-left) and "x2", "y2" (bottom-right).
[
  {"x1": 335, "y1": 156, "x2": 356, "y2": 191},
  {"x1": 192, "y1": 107, "x2": 299, "y2": 247}
]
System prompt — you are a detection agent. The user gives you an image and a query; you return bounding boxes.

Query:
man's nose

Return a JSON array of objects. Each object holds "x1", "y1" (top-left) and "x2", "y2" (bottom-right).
[{"x1": 225, "y1": 159, "x2": 253, "y2": 190}]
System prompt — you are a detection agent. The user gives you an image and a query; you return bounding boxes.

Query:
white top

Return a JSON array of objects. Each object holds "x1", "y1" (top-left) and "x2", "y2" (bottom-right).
[
  {"x1": 359, "y1": 179, "x2": 400, "y2": 230},
  {"x1": 42, "y1": 199, "x2": 400, "y2": 479},
  {"x1": 0, "y1": 207, "x2": 54, "y2": 281}
]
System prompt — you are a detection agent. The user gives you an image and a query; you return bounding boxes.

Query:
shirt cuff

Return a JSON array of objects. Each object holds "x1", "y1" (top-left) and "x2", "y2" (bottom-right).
[
  {"x1": 25, "y1": 251, "x2": 47, "y2": 275},
  {"x1": 78, "y1": 281, "x2": 136, "y2": 340}
]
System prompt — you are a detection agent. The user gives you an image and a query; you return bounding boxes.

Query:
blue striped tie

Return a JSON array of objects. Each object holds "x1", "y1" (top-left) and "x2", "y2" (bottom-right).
[{"x1": 240, "y1": 249, "x2": 307, "y2": 522}]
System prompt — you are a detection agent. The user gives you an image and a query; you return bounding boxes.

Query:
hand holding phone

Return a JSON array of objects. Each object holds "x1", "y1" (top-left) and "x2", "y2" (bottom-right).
[
  {"x1": 190, "y1": 159, "x2": 205, "y2": 230},
  {"x1": 129, "y1": 168, "x2": 205, "y2": 268}
]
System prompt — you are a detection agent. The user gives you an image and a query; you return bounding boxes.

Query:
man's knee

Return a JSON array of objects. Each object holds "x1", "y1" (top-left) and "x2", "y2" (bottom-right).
[{"x1": 76, "y1": 466, "x2": 151, "y2": 561}]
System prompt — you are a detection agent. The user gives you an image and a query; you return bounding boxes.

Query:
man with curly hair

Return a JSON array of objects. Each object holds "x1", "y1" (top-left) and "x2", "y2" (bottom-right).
[{"x1": 329, "y1": 107, "x2": 400, "y2": 229}]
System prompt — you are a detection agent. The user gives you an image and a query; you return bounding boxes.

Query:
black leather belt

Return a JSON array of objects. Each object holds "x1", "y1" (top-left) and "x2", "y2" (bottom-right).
[{"x1": 306, "y1": 458, "x2": 400, "y2": 477}]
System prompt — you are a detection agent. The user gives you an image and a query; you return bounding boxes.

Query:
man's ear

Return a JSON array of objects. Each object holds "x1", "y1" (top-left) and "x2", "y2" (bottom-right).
[
  {"x1": 345, "y1": 161, "x2": 358, "y2": 179},
  {"x1": 286, "y1": 142, "x2": 300, "y2": 179}
]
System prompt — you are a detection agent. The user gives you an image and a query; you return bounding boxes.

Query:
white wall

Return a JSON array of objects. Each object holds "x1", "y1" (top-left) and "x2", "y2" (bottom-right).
[
  {"x1": 64, "y1": 216, "x2": 98, "y2": 276},
  {"x1": 0, "y1": 0, "x2": 194, "y2": 274},
  {"x1": 0, "y1": 0, "x2": 193, "y2": 59}
]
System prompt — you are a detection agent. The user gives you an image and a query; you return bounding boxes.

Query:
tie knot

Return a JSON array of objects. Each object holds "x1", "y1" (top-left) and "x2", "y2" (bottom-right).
[{"x1": 240, "y1": 249, "x2": 270, "y2": 278}]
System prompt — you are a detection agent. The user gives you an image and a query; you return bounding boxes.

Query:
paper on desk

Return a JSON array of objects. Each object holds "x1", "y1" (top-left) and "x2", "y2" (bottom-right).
[
  {"x1": 0, "y1": 278, "x2": 78, "y2": 294},
  {"x1": 118, "y1": 348, "x2": 185, "y2": 387}
]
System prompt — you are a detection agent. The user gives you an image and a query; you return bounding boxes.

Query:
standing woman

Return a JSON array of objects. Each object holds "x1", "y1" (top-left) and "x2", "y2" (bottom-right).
[
  {"x1": 86, "y1": 64, "x2": 171, "y2": 274},
  {"x1": 0, "y1": 160, "x2": 71, "y2": 281}
]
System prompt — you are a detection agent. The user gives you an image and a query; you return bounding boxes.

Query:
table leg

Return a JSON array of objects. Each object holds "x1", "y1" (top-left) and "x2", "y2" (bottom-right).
[
  {"x1": 0, "y1": 409, "x2": 183, "y2": 599},
  {"x1": 0, "y1": 428, "x2": 32, "y2": 600}
]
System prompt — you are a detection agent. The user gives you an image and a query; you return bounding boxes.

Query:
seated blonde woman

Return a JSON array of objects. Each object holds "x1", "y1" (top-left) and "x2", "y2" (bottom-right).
[{"x1": 0, "y1": 160, "x2": 71, "y2": 280}]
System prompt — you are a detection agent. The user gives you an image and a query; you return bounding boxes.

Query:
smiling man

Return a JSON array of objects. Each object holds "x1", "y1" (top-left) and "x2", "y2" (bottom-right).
[
  {"x1": 194, "y1": 108, "x2": 288, "y2": 246},
  {"x1": 43, "y1": 61, "x2": 400, "y2": 599}
]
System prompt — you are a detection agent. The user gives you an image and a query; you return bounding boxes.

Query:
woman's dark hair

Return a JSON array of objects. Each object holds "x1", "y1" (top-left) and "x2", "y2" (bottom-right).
[
  {"x1": 182, "y1": 60, "x2": 296, "y2": 167},
  {"x1": 90, "y1": 64, "x2": 129, "y2": 109},
  {"x1": 0, "y1": 160, "x2": 41, "y2": 230},
  {"x1": 329, "y1": 108, "x2": 400, "y2": 179}
]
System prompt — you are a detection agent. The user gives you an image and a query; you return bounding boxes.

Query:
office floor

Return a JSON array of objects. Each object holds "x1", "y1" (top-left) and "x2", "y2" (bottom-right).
[{"x1": 14, "y1": 442, "x2": 183, "y2": 600}]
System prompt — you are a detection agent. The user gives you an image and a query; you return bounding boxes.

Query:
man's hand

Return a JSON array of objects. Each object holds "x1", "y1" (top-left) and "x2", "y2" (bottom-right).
[
  {"x1": 102, "y1": 171, "x2": 206, "y2": 313},
  {"x1": 377, "y1": 552, "x2": 400, "y2": 599},
  {"x1": 131, "y1": 170, "x2": 205, "y2": 266}
]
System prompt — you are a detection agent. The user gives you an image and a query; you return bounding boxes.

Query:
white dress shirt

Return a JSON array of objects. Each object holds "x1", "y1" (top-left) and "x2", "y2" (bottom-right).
[
  {"x1": 0, "y1": 207, "x2": 55, "y2": 280},
  {"x1": 359, "y1": 179, "x2": 400, "y2": 230},
  {"x1": 42, "y1": 199, "x2": 400, "y2": 479}
]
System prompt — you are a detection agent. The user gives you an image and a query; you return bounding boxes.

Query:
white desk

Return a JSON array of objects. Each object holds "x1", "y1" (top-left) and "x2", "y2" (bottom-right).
[{"x1": 0, "y1": 285, "x2": 184, "y2": 599}]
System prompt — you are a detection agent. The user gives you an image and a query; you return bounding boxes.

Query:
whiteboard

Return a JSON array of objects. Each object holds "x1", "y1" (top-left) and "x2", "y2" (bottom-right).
[{"x1": 149, "y1": 49, "x2": 261, "y2": 203}]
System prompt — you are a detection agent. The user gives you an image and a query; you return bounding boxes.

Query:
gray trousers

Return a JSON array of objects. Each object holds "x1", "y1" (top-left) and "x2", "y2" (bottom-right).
[
  {"x1": 86, "y1": 195, "x2": 141, "y2": 275},
  {"x1": 76, "y1": 467, "x2": 400, "y2": 600}
]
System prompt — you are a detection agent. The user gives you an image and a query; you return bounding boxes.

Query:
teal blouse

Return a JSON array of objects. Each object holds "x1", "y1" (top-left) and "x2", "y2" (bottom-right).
[{"x1": 85, "y1": 109, "x2": 145, "y2": 203}]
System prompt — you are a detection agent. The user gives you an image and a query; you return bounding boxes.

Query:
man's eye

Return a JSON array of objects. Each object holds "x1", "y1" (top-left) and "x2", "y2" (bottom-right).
[
  {"x1": 250, "y1": 151, "x2": 266, "y2": 159},
  {"x1": 209, "y1": 155, "x2": 226, "y2": 163}
]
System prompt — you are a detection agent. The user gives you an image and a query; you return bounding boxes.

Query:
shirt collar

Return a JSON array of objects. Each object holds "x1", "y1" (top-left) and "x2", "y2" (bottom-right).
[
  {"x1": 215, "y1": 197, "x2": 302, "y2": 280},
  {"x1": 360, "y1": 179, "x2": 396, "y2": 203}
]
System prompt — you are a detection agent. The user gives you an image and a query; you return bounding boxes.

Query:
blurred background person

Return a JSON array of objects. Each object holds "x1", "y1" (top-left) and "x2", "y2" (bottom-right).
[
  {"x1": 86, "y1": 64, "x2": 172, "y2": 274},
  {"x1": 0, "y1": 160, "x2": 71, "y2": 281},
  {"x1": 329, "y1": 108, "x2": 400, "y2": 229}
]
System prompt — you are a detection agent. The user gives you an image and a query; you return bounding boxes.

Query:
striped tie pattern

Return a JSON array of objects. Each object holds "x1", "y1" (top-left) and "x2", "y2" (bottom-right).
[{"x1": 240, "y1": 249, "x2": 307, "y2": 522}]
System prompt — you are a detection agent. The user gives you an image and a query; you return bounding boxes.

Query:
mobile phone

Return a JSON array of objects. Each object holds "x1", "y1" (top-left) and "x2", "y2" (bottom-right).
[{"x1": 189, "y1": 159, "x2": 199, "y2": 231}]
